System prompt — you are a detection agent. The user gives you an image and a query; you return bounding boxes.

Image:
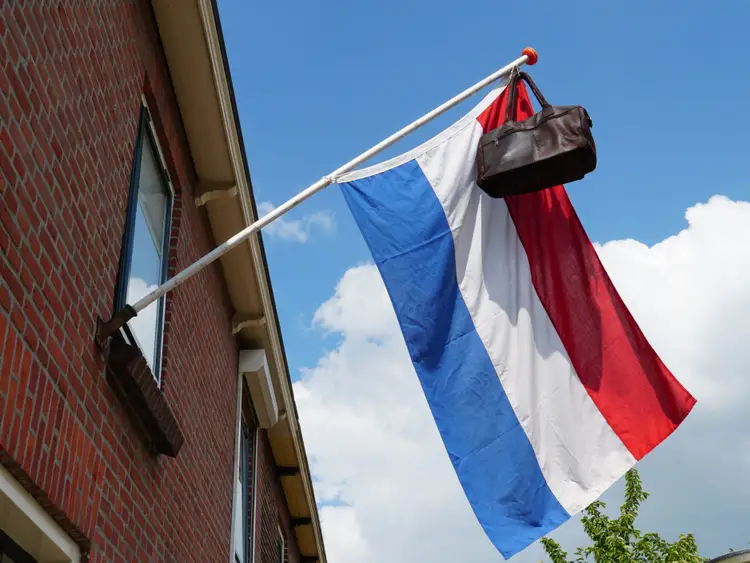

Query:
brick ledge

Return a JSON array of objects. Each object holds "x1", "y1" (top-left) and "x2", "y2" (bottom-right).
[{"x1": 102, "y1": 331, "x2": 184, "y2": 457}]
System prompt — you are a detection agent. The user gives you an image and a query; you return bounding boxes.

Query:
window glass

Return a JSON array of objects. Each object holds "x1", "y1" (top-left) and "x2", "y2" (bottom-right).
[
  {"x1": 0, "y1": 530, "x2": 37, "y2": 563},
  {"x1": 233, "y1": 427, "x2": 254, "y2": 563},
  {"x1": 116, "y1": 111, "x2": 172, "y2": 380},
  {"x1": 233, "y1": 470, "x2": 245, "y2": 561},
  {"x1": 125, "y1": 134, "x2": 170, "y2": 373}
]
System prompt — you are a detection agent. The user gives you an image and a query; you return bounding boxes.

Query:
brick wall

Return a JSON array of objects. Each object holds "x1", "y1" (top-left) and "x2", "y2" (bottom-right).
[
  {"x1": 0, "y1": 1, "x2": 300, "y2": 561},
  {"x1": 254, "y1": 431, "x2": 300, "y2": 563}
]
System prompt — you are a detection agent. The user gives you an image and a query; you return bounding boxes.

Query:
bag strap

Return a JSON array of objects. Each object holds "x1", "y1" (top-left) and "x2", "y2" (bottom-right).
[
  {"x1": 504, "y1": 70, "x2": 554, "y2": 122},
  {"x1": 503, "y1": 68, "x2": 522, "y2": 123}
]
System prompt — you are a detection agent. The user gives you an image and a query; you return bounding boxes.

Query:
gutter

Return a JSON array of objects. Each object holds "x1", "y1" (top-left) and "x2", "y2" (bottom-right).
[
  {"x1": 205, "y1": 3, "x2": 290, "y2": 413},
  {"x1": 203, "y1": 1, "x2": 327, "y2": 561}
]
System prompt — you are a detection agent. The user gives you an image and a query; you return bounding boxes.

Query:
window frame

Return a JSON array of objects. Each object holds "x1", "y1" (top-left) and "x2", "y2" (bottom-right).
[
  {"x1": 232, "y1": 379, "x2": 259, "y2": 563},
  {"x1": 0, "y1": 529, "x2": 38, "y2": 563},
  {"x1": 234, "y1": 424, "x2": 251, "y2": 563},
  {"x1": 249, "y1": 427, "x2": 259, "y2": 561},
  {"x1": 113, "y1": 99, "x2": 175, "y2": 384},
  {"x1": 276, "y1": 525, "x2": 287, "y2": 563}
]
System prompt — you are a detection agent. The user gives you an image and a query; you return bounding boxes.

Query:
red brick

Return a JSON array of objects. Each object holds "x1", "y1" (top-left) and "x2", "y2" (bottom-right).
[
  {"x1": 2, "y1": 21, "x2": 20, "y2": 66},
  {"x1": 22, "y1": 319, "x2": 39, "y2": 354},
  {"x1": 18, "y1": 264, "x2": 34, "y2": 293},
  {"x1": 0, "y1": 261, "x2": 25, "y2": 309},
  {"x1": 0, "y1": 2, "x2": 309, "y2": 563},
  {"x1": 9, "y1": 304, "x2": 26, "y2": 337},
  {"x1": 11, "y1": 152, "x2": 26, "y2": 182},
  {"x1": 0, "y1": 128, "x2": 14, "y2": 158},
  {"x1": 19, "y1": 118, "x2": 34, "y2": 147},
  {"x1": 0, "y1": 285, "x2": 10, "y2": 316},
  {"x1": 0, "y1": 310, "x2": 7, "y2": 349},
  {"x1": 11, "y1": 5, "x2": 28, "y2": 35},
  {"x1": 0, "y1": 323, "x2": 16, "y2": 382},
  {"x1": 3, "y1": 243, "x2": 21, "y2": 273},
  {"x1": 3, "y1": 374, "x2": 19, "y2": 443},
  {"x1": 7, "y1": 70, "x2": 31, "y2": 115},
  {"x1": 0, "y1": 141, "x2": 18, "y2": 186},
  {"x1": 27, "y1": 232, "x2": 41, "y2": 257},
  {"x1": 22, "y1": 299, "x2": 45, "y2": 339}
]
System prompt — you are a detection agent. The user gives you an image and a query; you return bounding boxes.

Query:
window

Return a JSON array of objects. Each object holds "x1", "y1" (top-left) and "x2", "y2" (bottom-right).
[
  {"x1": 232, "y1": 378, "x2": 262, "y2": 563},
  {"x1": 233, "y1": 426, "x2": 251, "y2": 563},
  {"x1": 276, "y1": 526, "x2": 288, "y2": 563},
  {"x1": 0, "y1": 530, "x2": 37, "y2": 563},
  {"x1": 232, "y1": 414, "x2": 257, "y2": 562},
  {"x1": 114, "y1": 103, "x2": 174, "y2": 381}
]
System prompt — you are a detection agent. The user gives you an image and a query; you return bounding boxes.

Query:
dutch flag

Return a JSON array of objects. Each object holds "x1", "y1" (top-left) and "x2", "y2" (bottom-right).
[{"x1": 337, "y1": 80, "x2": 696, "y2": 558}]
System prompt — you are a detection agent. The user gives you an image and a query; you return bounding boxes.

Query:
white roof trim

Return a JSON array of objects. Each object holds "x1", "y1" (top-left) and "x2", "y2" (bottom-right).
[{"x1": 194, "y1": 1, "x2": 326, "y2": 559}]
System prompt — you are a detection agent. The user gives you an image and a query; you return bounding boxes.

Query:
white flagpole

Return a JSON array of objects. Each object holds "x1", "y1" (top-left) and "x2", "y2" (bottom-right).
[{"x1": 97, "y1": 48, "x2": 538, "y2": 340}]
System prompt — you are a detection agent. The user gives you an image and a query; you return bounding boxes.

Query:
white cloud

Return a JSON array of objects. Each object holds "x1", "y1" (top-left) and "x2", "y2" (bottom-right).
[
  {"x1": 593, "y1": 195, "x2": 750, "y2": 410},
  {"x1": 319, "y1": 505, "x2": 369, "y2": 562},
  {"x1": 298, "y1": 266, "x2": 496, "y2": 562},
  {"x1": 293, "y1": 195, "x2": 750, "y2": 562},
  {"x1": 258, "y1": 201, "x2": 334, "y2": 242}
]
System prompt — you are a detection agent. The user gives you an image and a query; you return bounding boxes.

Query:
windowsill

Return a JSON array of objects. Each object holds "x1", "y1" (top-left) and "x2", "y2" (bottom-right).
[{"x1": 103, "y1": 330, "x2": 184, "y2": 457}]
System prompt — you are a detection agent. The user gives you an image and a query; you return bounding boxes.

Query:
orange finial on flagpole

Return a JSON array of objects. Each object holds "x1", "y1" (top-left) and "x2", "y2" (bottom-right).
[{"x1": 522, "y1": 47, "x2": 538, "y2": 66}]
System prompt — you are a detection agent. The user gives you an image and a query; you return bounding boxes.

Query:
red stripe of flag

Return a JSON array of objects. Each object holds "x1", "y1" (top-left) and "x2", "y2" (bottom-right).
[{"x1": 477, "y1": 82, "x2": 696, "y2": 460}]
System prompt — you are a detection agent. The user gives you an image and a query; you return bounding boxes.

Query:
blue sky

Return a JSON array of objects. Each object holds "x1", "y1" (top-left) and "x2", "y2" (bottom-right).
[
  {"x1": 217, "y1": 0, "x2": 750, "y2": 560},
  {"x1": 218, "y1": 0, "x2": 748, "y2": 376}
]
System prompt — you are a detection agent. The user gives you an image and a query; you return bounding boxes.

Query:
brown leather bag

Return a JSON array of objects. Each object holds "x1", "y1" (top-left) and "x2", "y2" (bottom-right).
[{"x1": 476, "y1": 70, "x2": 596, "y2": 198}]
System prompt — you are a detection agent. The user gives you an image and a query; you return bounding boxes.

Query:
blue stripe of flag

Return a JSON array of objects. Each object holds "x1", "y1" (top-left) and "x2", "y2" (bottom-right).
[{"x1": 339, "y1": 159, "x2": 569, "y2": 558}]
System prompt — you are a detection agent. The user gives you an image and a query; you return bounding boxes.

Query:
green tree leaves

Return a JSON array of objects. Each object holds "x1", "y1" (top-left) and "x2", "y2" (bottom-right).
[{"x1": 539, "y1": 469, "x2": 706, "y2": 563}]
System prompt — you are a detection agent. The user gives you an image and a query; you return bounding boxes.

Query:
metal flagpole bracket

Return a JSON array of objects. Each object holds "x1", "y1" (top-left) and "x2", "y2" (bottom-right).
[
  {"x1": 95, "y1": 48, "x2": 538, "y2": 343},
  {"x1": 96, "y1": 305, "x2": 137, "y2": 347}
]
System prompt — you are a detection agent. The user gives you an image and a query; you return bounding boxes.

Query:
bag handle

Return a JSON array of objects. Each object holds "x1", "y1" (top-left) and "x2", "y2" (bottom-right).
[{"x1": 504, "y1": 70, "x2": 554, "y2": 123}]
